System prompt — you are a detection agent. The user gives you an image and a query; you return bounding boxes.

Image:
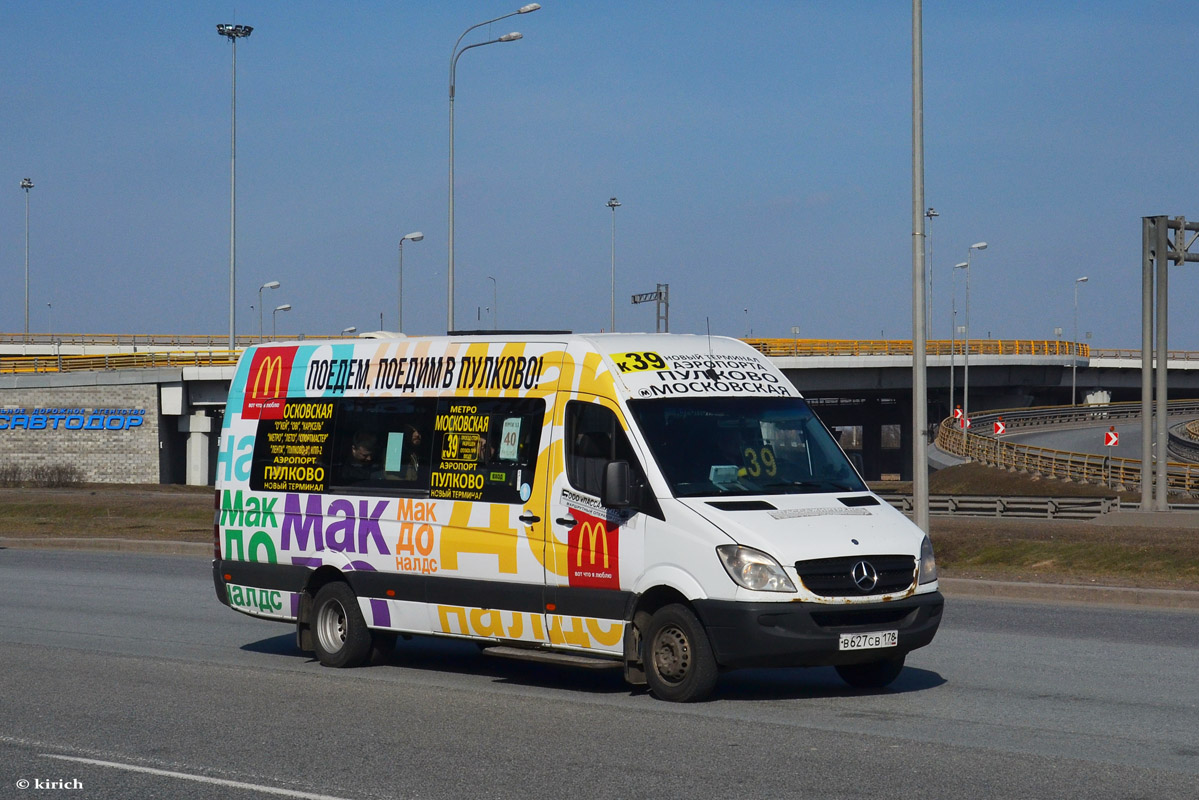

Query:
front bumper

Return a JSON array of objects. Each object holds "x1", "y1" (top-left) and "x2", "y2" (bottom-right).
[{"x1": 694, "y1": 590, "x2": 944, "y2": 670}]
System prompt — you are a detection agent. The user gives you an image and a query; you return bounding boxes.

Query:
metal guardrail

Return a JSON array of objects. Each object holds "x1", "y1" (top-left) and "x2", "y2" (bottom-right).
[
  {"x1": 1090, "y1": 348, "x2": 1199, "y2": 361},
  {"x1": 1168, "y1": 422, "x2": 1199, "y2": 464},
  {"x1": 0, "y1": 332, "x2": 262, "y2": 348},
  {"x1": 0, "y1": 350, "x2": 240, "y2": 374},
  {"x1": 745, "y1": 338, "x2": 1089, "y2": 358},
  {"x1": 938, "y1": 402, "x2": 1199, "y2": 495},
  {"x1": 880, "y1": 494, "x2": 1119, "y2": 519},
  {"x1": 969, "y1": 399, "x2": 1199, "y2": 430},
  {"x1": 0, "y1": 332, "x2": 359, "y2": 349}
]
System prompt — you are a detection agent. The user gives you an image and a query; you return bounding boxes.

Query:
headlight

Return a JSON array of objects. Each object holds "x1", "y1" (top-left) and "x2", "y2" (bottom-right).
[
  {"x1": 716, "y1": 545, "x2": 797, "y2": 593},
  {"x1": 918, "y1": 535, "x2": 938, "y2": 585}
]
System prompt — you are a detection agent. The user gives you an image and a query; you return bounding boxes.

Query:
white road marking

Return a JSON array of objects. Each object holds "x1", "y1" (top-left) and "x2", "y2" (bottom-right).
[{"x1": 40, "y1": 754, "x2": 356, "y2": 800}]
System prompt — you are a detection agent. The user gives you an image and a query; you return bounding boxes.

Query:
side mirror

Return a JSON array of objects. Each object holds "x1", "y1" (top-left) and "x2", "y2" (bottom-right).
[{"x1": 601, "y1": 460, "x2": 631, "y2": 508}]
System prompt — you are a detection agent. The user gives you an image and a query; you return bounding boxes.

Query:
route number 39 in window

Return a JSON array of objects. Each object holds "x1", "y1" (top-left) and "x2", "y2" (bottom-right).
[{"x1": 742, "y1": 446, "x2": 777, "y2": 478}]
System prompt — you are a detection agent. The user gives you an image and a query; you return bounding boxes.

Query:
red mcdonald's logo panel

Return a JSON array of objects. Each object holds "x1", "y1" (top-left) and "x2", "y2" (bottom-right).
[
  {"x1": 567, "y1": 510, "x2": 621, "y2": 590},
  {"x1": 241, "y1": 346, "x2": 299, "y2": 420}
]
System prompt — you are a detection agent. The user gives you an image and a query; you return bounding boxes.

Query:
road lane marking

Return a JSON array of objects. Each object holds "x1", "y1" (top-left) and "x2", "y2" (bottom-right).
[{"x1": 41, "y1": 754, "x2": 356, "y2": 800}]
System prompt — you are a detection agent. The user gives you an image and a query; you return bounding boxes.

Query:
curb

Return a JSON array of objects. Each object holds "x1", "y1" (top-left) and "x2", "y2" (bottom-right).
[
  {"x1": 0, "y1": 537, "x2": 210, "y2": 556},
  {"x1": 939, "y1": 577, "x2": 1199, "y2": 611}
]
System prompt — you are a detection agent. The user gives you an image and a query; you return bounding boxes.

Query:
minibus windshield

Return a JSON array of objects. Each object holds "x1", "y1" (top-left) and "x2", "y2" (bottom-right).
[{"x1": 627, "y1": 396, "x2": 866, "y2": 498}]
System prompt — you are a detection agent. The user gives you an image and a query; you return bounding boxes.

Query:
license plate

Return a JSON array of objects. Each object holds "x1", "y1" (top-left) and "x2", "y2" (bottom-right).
[{"x1": 838, "y1": 630, "x2": 898, "y2": 651}]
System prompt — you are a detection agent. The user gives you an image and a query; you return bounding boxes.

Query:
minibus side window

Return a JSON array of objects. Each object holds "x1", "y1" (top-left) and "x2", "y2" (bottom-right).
[
  {"x1": 565, "y1": 402, "x2": 647, "y2": 498},
  {"x1": 327, "y1": 398, "x2": 437, "y2": 494},
  {"x1": 429, "y1": 398, "x2": 543, "y2": 504}
]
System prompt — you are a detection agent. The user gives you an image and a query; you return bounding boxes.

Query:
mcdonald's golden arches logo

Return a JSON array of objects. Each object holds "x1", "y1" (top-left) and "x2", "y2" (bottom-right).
[
  {"x1": 576, "y1": 520, "x2": 610, "y2": 568},
  {"x1": 241, "y1": 346, "x2": 298, "y2": 420},
  {"x1": 567, "y1": 511, "x2": 620, "y2": 589}
]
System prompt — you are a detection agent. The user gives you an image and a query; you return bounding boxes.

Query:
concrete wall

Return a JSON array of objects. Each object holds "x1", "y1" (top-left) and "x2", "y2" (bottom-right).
[{"x1": 0, "y1": 383, "x2": 161, "y2": 483}]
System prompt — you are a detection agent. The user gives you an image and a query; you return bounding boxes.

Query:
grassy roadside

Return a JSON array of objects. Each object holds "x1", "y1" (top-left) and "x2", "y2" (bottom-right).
[
  {"x1": 0, "y1": 485, "x2": 213, "y2": 541},
  {"x1": 1, "y1": 465, "x2": 1197, "y2": 591}
]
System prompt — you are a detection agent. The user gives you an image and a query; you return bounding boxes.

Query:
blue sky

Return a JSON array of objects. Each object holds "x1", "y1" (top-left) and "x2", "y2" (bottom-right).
[{"x1": 3, "y1": 1, "x2": 1198, "y2": 348}]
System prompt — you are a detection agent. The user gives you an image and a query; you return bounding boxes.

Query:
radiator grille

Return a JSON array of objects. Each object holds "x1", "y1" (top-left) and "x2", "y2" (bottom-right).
[{"x1": 795, "y1": 555, "x2": 915, "y2": 597}]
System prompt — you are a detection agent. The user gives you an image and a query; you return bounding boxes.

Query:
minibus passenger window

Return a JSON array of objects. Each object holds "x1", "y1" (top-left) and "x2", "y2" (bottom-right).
[
  {"x1": 326, "y1": 398, "x2": 436, "y2": 494},
  {"x1": 429, "y1": 398, "x2": 544, "y2": 503},
  {"x1": 565, "y1": 402, "x2": 647, "y2": 499}
]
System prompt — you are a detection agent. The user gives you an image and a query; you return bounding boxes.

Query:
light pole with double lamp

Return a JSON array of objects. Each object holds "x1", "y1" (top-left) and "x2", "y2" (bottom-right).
[
  {"x1": 398, "y1": 231, "x2": 423, "y2": 332},
  {"x1": 1073, "y1": 276, "x2": 1089, "y2": 405},
  {"x1": 217, "y1": 23, "x2": 253, "y2": 349},
  {"x1": 272, "y1": 304, "x2": 291, "y2": 340},
  {"x1": 448, "y1": 4, "x2": 539, "y2": 332},
  {"x1": 258, "y1": 280, "x2": 279, "y2": 342}
]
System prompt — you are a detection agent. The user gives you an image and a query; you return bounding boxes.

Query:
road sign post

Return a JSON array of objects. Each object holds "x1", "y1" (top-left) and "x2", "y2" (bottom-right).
[{"x1": 1105, "y1": 426, "x2": 1118, "y2": 487}]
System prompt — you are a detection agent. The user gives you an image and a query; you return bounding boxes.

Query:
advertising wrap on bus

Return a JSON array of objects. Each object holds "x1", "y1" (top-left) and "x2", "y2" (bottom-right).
[{"x1": 213, "y1": 332, "x2": 942, "y2": 702}]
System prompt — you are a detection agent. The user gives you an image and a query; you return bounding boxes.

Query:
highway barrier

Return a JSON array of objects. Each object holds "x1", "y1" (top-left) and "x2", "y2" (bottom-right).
[
  {"x1": 937, "y1": 401, "x2": 1199, "y2": 496},
  {"x1": 880, "y1": 494, "x2": 1119, "y2": 519},
  {"x1": 0, "y1": 350, "x2": 240, "y2": 374},
  {"x1": 745, "y1": 338, "x2": 1089, "y2": 358}
]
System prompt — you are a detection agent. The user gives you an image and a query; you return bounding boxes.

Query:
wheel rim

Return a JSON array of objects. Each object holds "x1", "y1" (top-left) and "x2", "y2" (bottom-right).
[
  {"x1": 651, "y1": 624, "x2": 691, "y2": 684},
  {"x1": 316, "y1": 598, "x2": 347, "y2": 654}
]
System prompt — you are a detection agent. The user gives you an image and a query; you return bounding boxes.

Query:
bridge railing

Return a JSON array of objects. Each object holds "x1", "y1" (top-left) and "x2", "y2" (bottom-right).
[
  {"x1": 1090, "y1": 348, "x2": 1199, "y2": 361},
  {"x1": 0, "y1": 332, "x2": 263, "y2": 348},
  {"x1": 936, "y1": 404, "x2": 1199, "y2": 495},
  {"x1": 0, "y1": 350, "x2": 241, "y2": 374},
  {"x1": 745, "y1": 338, "x2": 1089, "y2": 358}
]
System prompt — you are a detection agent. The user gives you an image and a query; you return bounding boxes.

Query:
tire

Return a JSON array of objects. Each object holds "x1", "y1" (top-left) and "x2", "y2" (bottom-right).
[
  {"x1": 371, "y1": 632, "x2": 398, "y2": 662},
  {"x1": 642, "y1": 604, "x2": 718, "y2": 702},
  {"x1": 311, "y1": 582, "x2": 372, "y2": 668},
  {"x1": 835, "y1": 654, "x2": 906, "y2": 690}
]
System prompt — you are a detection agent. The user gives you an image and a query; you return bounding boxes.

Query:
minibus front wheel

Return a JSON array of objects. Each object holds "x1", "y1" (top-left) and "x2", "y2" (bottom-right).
[
  {"x1": 312, "y1": 582, "x2": 372, "y2": 668},
  {"x1": 643, "y1": 604, "x2": 718, "y2": 702}
]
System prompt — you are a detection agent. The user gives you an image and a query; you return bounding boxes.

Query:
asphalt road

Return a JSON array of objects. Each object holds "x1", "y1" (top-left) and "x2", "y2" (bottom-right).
[
  {"x1": 1, "y1": 548, "x2": 1196, "y2": 800},
  {"x1": 1004, "y1": 421, "x2": 1142, "y2": 458}
]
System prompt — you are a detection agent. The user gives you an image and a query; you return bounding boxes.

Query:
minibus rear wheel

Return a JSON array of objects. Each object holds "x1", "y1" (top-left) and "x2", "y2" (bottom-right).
[
  {"x1": 643, "y1": 604, "x2": 718, "y2": 702},
  {"x1": 312, "y1": 582, "x2": 372, "y2": 668},
  {"x1": 835, "y1": 655, "x2": 905, "y2": 690}
]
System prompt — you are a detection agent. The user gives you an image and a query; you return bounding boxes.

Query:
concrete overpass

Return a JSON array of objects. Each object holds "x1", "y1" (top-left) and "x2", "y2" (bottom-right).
[{"x1": 4, "y1": 334, "x2": 1199, "y2": 484}]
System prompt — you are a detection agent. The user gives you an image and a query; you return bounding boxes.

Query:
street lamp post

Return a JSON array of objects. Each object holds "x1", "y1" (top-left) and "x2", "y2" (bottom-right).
[
  {"x1": 21, "y1": 178, "x2": 33, "y2": 340},
  {"x1": 1073, "y1": 276, "x2": 1089, "y2": 405},
  {"x1": 217, "y1": 23, "x2": 253, "y2": 350},
  {"x1": 257, "y1": 280, "x2": 279, "y2": 342},
  {"x1": 448, "y1": 4, "x2": 539, "y2": 333},
  {"x1": 488, "y1": 275, "x2": 498, "y2": 329},
  {"x1": 607, "y1": 197, "x2": 621, "y2": 331},
  {"x1": 961, "y1": 242, "x2": 988, "y2": 446},
  {"x1": 951, "y1": 262, "x2": 966, "y2": 416},
  {"x1": 398, "y1": 231, "x2": 423, "y2": 331},
  {"x1": 272, "y1": 304, "x2": 291, "y2": 340},
  {"x1": 924, "y1": 207, "x2": 938, "y2": 340}
]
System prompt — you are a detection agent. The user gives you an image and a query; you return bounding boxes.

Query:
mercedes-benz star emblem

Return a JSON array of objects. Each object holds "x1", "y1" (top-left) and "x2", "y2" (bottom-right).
[{"x1": 851, "y1": 560, "x2": 879, "y2": 592}]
